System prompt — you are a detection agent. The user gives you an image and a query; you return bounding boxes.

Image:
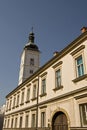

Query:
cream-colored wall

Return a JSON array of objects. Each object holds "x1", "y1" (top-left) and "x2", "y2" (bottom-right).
[{"x1": 4, "y1": 39, "x2": 87, "y2": 128}]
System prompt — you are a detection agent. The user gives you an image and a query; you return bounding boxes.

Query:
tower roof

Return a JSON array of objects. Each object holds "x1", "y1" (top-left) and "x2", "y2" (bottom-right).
[{"x1": 24, "y1": 32, "x2": 39, "y2": 51}]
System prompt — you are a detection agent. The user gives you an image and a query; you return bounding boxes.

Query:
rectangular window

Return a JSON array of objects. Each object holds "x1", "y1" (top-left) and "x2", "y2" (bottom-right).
[
  {"x1": 30, "y1": 58, "x2": 34, "y2": 66},
  {"x1": 41, "y1": 112, "x2": 45, "y2": 127},
  {"x1": 33, "y1": 85, "x2": 36, "y2": 98},
  {"x1": 76, "y1": 55, "x2": 84, "y2": 77},
  {"x1": 16, "y1": 94, "x2": 19, "y2": 106},
  {"x1": 15, "y1": 117, "x2": 17, "y2": 128},
  {"x1": 9, "y1": 99, "x2": 12, "y2": 110},
  {"x1": 21, "y1": 91, "x2": 24, "y2": 104},
  {"x1": 41, "y1": 79, "x2": 46, "y2": 94},
  {"x1": 80, "y1": 103, "x2": 87, "y2": 127},
  {"x1": 32, "y1": 114, "x2": 36, "y2": 127},
  {"x1": 13, "y1": 96, "x2": 16, "y2": 108},
  {"x1": 55, "y1": 69, "x2": 61, "y2": 88},
  {"x1": 26, "y1": 88, "x2": 30, "y2": 101},
  {"x1": 19, "y1": 116, "x2": 23, "y2": 128},
  {"x1": 30, "y1": 70, "x2": 33, "y2": 74},
  {"x1": 7, "y1": 119, "x2": 9, "y2": 128},
  {"x1": 11, "y1": 118, "x2": 14, "y2": 128},
  {"x1": 25, "y1": 115, "x2": 29, "y2": 128}
]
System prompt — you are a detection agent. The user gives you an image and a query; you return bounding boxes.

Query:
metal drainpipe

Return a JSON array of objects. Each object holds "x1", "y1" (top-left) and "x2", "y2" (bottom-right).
[{"x1": 36, "y1": 76, "x2": 39, "y2": 130}]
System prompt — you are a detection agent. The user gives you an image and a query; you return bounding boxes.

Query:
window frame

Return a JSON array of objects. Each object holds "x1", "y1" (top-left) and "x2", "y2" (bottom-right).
[
  {"x1": 41, "y1": 78, "x2": 46, "y2": 95},
  {"x1": 75, "y1": 55, "x2": 84, "y2": 78},
  {"x1": 25, "y1": 114, "x2": 29, "y2": 128},
  {"x1": 30, "y1": 58, "x2": 34, "y2": 66},
  {"x1": 26, "y1": 87, "x2": 30, "y2": 102},
  {"x1": 41, "y1": 111, "x2": 46, "y2": 127},
  {"x1": 79, "y1": 103, "x2": 87, "y2": 127},
  {"x1": 32, "y1": 84, "x2": 37, "y2": 100},
  {"x1": 31, "y1": 113, "x2": 36, "y2": 127}
]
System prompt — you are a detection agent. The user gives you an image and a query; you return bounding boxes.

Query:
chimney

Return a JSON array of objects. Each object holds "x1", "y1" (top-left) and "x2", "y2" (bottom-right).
[
  {"x1": 53, "y1": 51, "x2": 59, "y2": 56},
  {"x1": 81, "y1": 27, "x2": 87, "y2": 33}
]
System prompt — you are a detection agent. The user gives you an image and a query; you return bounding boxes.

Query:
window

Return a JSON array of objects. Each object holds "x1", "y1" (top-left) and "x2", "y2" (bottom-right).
[
  {"x1": 30, "y1": 70, "x2": 33, "y2": 74},
  {"x1": 9, "y1": 99, "x2": 12, "y2": 110},
  {"x1": 19, "y1": 116, "x2": 23, "y2": 128},
  {"x1": 33, "y1": 85, "x2": 36, "y2": 99},
  {"x1": 55, "y1": 69, "x2": 61, "y2": 88},
  {"x1": 11, "y1": 118, "x2": 14, "y2": 128},
  {"x1": 30, "y1": 58, "x2": 34, "y2": 66},
  {"x1": 7, "y1": 119, "x2": 10, "y2": 128},
  {"x1": 80, "y1": 103, "x2": 87, "y2": 127},
  {"x1": 26, "y1": 88, "x2": 30, "y2": 102},
  {"x1": 41, "y1": 78, "x2": 46, "y2": 94},
  {"x1": 16, "y1": 94, "x2": 19, "y2": 106},
  {"x1": 15, "y1": 117, "x2": 18, "y2": 128},
  {"x1": 76, "y1": 55, "x2": 84, "y2": 77},
  {"x1": 41, "y1": 112, "x2": 45, "y2": 127},
  {"x1": 25, "y1": 115, "x2": 29, "y2": 127},
  {"x1": 21, "y1": 91, "x2": 24, "y2": 104},
  {"x1": 6, "y1": 100, "x2": 9, "y2": 111},
  {"x1": 4, "y1": 119, "x2": 7, "y2": 128},
  {"x1": 13, "y1": 96, "x2": 16, "y2": 108},
  {"x1": 32, "y1": 114, "x2": 36, "y2": 127}
]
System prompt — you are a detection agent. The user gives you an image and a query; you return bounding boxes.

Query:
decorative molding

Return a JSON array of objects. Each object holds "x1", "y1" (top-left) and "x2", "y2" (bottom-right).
[
  {"x1": 40, "y1": 72, "x2": 47, "y2": 78},
  {"x1": 70, "y1": 45, "x2": 85, "y2": 56},
  {"x1": 53, "y1": 86, "x2": 63, "y2": 91},
  {"x1": 31, "y1": 97, "x2": 37, "y2": 101},
  {"x1": 32, "y1": 78, "x2": 38, "y2": 83},
  {"x1": 39, "y1": 105, "x2": 47, "y2": 109},
  {"x1": 74, "y1": 93, "x2": 87, "y2": 100},
  {"x1": 52, "y1": 61, "x2": 63, "y2": 69},
  {"x1": 40, "y1": 93, "x2": 47, "y2": 97}
]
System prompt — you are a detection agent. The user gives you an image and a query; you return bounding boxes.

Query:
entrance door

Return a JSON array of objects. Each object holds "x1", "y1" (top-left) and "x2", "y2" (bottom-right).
[{"x1": 52, "y1": 111, "x2": 68, "y2": 130}]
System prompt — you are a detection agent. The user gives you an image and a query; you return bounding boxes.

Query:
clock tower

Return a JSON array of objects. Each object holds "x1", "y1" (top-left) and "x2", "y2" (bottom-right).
[{"x1": 18, "y1": 31, "x2": 40, "y2": 85}]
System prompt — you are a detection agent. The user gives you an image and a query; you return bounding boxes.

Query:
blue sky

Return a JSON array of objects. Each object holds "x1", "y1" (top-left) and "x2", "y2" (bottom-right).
[{"x1": 0, "y1": 0, "x2": 87, "y2": 106}]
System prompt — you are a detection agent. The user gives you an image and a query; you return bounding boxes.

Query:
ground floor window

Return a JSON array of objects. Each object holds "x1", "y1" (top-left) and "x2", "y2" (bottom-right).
[
  {"x1": 80, "y1": 103, "x2": 87, "y2": 127},
  {"x1": 19, "y1": 116, "x2": 23, "y2": 128},
  {"x1": 31, "y1": 114, "x2": 36, "y2": 127},
  {"x1": 25, "y1": 115, "x2": 29, "y2": 127},
  {"x1": 41, "y1": 112, "x2": 46, "y2": 127}
]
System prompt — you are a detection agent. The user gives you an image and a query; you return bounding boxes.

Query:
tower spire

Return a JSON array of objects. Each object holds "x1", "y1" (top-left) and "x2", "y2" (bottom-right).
[{"x1": 28, "y1": 27, "x2": 34, "y2": 43}]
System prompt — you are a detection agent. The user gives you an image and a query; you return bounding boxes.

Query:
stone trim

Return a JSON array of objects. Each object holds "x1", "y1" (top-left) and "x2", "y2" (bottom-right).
[
  {"x1": 53, "y1": 86, "x2": 63, "y2": 91},
  {"x1": 40, "y1": 93, "x2": 47, "y2": 97},
  {"x1": 72, "y1": 74, "x2": 87, "y2": 83},
  {"x1": 52, "y1": 61, "x2": 63, "y2": 69},
  {"x1": 40, "y1": 72, "x2": 47, "y2": 78},
  {"x1": 70, "y1": 45, "x2": 85, "y2": 56}
]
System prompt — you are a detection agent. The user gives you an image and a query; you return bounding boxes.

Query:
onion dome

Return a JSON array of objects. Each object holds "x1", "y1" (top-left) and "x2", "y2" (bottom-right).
[{"x1": 24, "y1": 32, "x2": 39, "y2": 51}]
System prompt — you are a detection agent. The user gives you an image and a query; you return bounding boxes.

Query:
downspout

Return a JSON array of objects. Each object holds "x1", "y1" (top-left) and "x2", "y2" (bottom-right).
[{"x1": 36, "y1": 76, "x2": 39, "y2": 130}]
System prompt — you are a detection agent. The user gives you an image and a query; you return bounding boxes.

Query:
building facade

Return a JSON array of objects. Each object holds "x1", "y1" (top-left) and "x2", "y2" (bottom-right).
[{"x1": 3, "y1": 28, "x2": 87, "y2": 130}]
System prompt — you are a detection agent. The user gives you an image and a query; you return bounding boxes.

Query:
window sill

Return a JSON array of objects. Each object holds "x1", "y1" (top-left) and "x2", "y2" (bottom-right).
[
  {"x1": 31, "y1": 97, "x2": 37, "y2": 101},
  {"x1": 16, "y1": 105, "x2": 19, "y2": 108},
  {"x1": 12, "y1": 106, "x2": 15, "y2": 109},
  {"x1": 53, "y1": 86, "x2": 63, "y2": 91},
  {"x1": 20, "y1": 103, "x2": 24, "y2": 106},
  {"x1": 72, "y1": 74, "x2": 87, "y2": 83},
  {"x1": 25, "y1": 100, "x2": 30, "y2": 103},
  {"x1": 40, "y1": 93, "x2": 47, "y2": 97}
]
